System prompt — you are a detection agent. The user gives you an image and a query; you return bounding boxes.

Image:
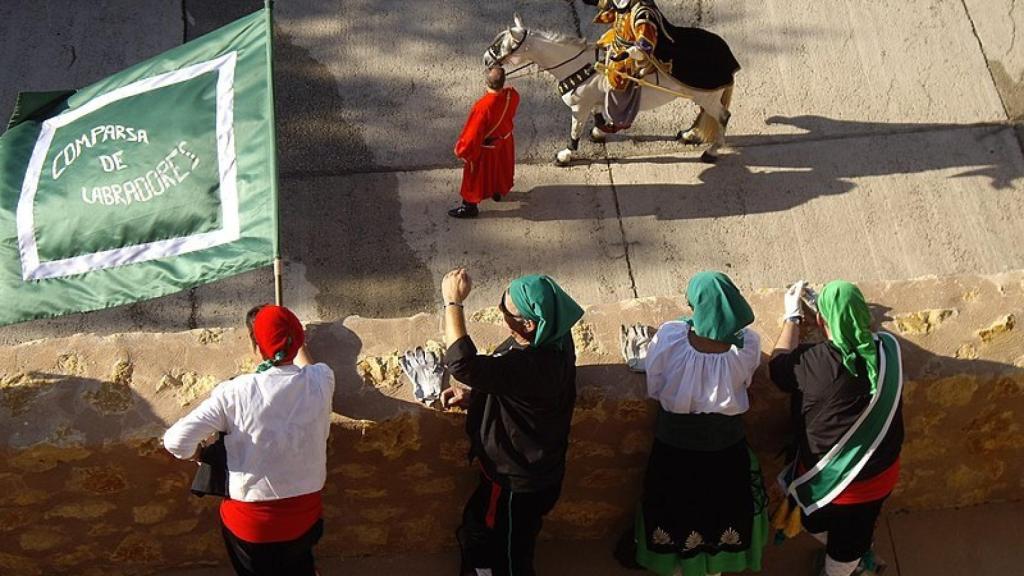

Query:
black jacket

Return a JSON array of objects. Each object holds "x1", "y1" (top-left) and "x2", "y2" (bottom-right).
[
  {"x1": 446, "y1": 334, "x2": 577, "y2": 492},
  {"x1": 769, "y1": 341, "x2": 904, "y2": 480}
]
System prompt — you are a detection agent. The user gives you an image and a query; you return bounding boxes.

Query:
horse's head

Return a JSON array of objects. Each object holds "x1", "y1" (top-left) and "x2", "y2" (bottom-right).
[{"x1": 483, "y1": 13, "x2": 530, "y2": 68}]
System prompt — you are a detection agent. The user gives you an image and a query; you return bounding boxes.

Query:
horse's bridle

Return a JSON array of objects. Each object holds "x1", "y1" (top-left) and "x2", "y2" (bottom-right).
[
  {"x1": 487, "y1": 28, "x2": 529, "y2": 66},
  {"x1": 489, "y1": 28, "x2": 591, "y2": 81}
]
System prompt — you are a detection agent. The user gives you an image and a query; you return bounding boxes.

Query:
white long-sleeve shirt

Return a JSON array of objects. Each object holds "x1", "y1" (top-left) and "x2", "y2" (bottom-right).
[
  {"x1": 645, "y1": 321, "x2": 761, "y2": 416},
  {"x1": 163, "y1": 363, "x2": 335, "y2": 502}
]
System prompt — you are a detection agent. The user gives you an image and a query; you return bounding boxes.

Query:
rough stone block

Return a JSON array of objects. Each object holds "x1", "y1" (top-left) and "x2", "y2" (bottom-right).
[{"x1": 0, "y1": 273, "x2": 1021, "y2": 574}]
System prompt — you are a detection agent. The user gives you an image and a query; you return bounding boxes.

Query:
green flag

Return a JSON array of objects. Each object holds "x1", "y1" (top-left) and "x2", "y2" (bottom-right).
[{"x1": 0, "y1": 8, "x2": 278, "y2": 326}]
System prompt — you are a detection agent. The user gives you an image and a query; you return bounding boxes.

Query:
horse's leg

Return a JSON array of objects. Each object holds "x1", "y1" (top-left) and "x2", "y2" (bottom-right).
[
  {"x1": 590, "y1": 113, "x2": 608, "y2": 142},
  {"x1": 697, "y1": 88, "x2": 732, "y2": 163},
  {"x1": 678, "y1": 110, "x2": 706, "y2": 144},
  {"x1": 683, "y1": 106, "x2": 721, "y2": 145},
  {"x1": 556, "y1": 107, "x2": 585, "y2": 166},
  {"x1": 569, "y1": 112, "x2": 583, "y2": 151},
  {"x1": 673, "y1": 86, "x2": 725, "y2": 148},
  {"x1": 700, "y1": 116, "x2": 724, "y2": 163},
  {"x1": 588, "y1": 79, "x2": 608, "y2": 141},
  {"x1": 688, "y1": 88, "x2": 737, "y2": 145},
  {"x1": 590, "y1": 111, "x2": 608, "y2": 142}
]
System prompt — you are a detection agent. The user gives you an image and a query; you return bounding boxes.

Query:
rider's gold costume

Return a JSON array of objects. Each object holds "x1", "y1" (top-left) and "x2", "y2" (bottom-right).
[{"x1": 594, "y1": 0, "x2": 659, "y2": 90}]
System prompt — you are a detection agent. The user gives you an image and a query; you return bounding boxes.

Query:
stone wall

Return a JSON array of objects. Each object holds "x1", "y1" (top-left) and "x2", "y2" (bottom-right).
[{"x1": 1, "y1": 273, "x2": 1022, "y2": 575}]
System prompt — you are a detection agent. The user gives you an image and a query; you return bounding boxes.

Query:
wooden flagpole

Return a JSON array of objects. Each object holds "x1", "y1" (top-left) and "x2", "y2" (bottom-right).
[{"x1": 265, "y1": 0, "x2": 283, "y2": 307}]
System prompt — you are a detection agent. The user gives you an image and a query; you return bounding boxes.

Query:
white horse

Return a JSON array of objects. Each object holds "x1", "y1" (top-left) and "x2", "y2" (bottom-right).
[{"x1": 484, "y1": 14, "x2": 734, "y2": 166}]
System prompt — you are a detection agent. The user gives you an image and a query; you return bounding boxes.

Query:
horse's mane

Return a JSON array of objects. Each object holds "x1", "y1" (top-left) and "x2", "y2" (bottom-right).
[{"x1": 530, "y1": 28, "x2": 590, "y2": 47}]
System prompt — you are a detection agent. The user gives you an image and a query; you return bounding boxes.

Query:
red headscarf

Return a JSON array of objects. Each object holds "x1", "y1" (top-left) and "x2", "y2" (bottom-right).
[{"x1": 252, "y1": 305, "x2": 305, "y2": 365}]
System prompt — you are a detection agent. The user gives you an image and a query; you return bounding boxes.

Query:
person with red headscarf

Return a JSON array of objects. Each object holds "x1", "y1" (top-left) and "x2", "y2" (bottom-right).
[{"x1": 164, "y1": 304, "x2": 335, "y2": 576}]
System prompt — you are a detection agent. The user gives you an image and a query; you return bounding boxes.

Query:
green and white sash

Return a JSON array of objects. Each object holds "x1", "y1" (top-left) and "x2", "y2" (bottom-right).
[{"x1": 781, "y1": 332, "x2": 903, "y2": 514}]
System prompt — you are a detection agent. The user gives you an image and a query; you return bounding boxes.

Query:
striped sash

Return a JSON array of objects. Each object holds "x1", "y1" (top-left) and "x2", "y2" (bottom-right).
[{"x1": 780, "y1": 332, "x2": 903, "y2": 514}]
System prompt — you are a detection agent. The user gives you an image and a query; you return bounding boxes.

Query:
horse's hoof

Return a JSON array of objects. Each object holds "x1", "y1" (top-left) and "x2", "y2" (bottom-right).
[
  {"x1": 555, "y1": 149, "x2": 573, "y2": 166},
  {"x1": 678, "y1": 130, "x2": 703, "y2": 145},
  {"x1": 590, "y1": 127, "x2": 606, "y2": 143},
  {"x1": 700, "y1": 151, "x2": 719, "y2": 164}
]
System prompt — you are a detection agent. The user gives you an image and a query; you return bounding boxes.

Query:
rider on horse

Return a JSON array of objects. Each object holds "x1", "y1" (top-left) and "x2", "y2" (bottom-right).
[{"x1": 589, "y1": 0, "x2": 668, "y2": 132}]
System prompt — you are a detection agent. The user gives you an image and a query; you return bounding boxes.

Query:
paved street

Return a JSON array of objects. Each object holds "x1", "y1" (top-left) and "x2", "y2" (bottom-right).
[
  {"x1": 1, "y1": 3, "x2": 1023, "y2": 575},
  {"x1": 1, "y1": 0, "x2": 1021, "y2": 344}
]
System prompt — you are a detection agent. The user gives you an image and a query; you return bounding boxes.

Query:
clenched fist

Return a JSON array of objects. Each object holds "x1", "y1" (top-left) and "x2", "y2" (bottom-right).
[{"x1": 442, "y1": 268, "x2": 473, "y2": 304}]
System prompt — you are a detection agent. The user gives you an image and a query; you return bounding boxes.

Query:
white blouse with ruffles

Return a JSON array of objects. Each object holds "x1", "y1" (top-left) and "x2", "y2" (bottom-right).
[{"x1": 645, "y1": 320, "x2": 762, "y2": 416}]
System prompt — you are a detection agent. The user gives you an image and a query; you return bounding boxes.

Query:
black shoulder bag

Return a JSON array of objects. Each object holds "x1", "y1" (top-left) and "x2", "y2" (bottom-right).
[{"x1": 190, "y1": 432, "x2": 228, "y2": 497}]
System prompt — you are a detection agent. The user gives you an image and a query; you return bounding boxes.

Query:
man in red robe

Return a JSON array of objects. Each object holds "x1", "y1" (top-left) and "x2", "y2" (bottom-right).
[{"x1": 450, "y1": 67, "x2": 521, "y2": 218}]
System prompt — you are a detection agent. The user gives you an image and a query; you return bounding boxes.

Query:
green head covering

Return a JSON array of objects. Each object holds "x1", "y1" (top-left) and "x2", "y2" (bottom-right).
[
  {"x1": 681, "y1": 271, "x2": 755, "y2": 348},
  {"x1": 817, "y1": 281, "x2": 879, "y2": 392},
  {"x1": 507, "y1": 275, "x2": 584, "y2": 350}
]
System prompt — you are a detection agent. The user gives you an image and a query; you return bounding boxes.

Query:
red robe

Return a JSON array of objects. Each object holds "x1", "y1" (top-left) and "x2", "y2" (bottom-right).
[{"x1": 454, "y1": 87, "x2": 520, "y2": 204}]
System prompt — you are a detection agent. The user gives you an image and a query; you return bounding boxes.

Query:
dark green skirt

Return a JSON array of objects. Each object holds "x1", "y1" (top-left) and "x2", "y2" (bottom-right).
[{"x1": 634, "y1": 444, "x2": 768, "y2": 576}]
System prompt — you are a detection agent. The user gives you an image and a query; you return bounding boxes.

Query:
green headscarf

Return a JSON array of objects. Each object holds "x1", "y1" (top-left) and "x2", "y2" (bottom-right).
[
  {"x1": 681, "y1": 271, "x2": 755, "y2": 348},
  {"x1": 507, "y1": 275, "x2": 584, "y2": 350},
  {"x1": 817, "y1": 280, "x2": 879, "y2": 392}
]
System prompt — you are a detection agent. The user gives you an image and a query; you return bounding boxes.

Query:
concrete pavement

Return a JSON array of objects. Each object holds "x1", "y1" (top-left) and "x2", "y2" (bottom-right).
[
  {"x1": 2, "y1": 3, "x2": 1023, "y2": 574},
  {"x1": 964, "y1": 0, "x2": 1024, "y2": 124},
  {"x1": 0, "y1": 1, "x2": 1022, "y2": 346},
  {"x1": 614, "y1": 125, "x2": 1024, "y2": 295}
]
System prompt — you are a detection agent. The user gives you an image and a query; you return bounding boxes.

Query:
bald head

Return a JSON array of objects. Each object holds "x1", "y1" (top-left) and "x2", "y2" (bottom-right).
[{"x1": 486, "y1": 66, "x2": 506, "y2": 91}]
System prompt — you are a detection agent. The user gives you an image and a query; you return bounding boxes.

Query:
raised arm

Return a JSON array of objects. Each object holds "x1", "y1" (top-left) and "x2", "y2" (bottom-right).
[
  {"x1": 441, "y1": 268, "x2": 530, "y2": 398},
  {"x1": 769, "y1": 282, "x2": 811, "y2": 393},
  {"x1": 771, "y1": 281, "x2": 808, "y2": 358}
]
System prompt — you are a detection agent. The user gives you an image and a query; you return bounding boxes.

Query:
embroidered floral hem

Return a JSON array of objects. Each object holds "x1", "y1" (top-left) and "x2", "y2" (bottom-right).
[{"x1": 635, "y1": 506, "x2": 768, "y2": 576}]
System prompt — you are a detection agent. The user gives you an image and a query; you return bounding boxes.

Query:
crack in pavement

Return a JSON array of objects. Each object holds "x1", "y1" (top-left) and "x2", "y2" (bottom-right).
[
  {"x1": 1010, "y1": 0, "x2": 1018, "y2": 59},
  {"x1": 959, "y1": 0, "x2": 1014, "y2": 121},
  {"x1": 886, "y1": 514, "x2": 904, "y2": 576},
  {"x1": 187, "y1": 287, "x2": 199, "y2": 330},
  {"x1": 180, "y1": 0, "x2": 188, "y2": 44},
  {"x1": 62, "y1": 44, "x2": 77, "y2": 69},
  {"x1": 599, "y1": 143, "x2": 639, "y2": 299}
]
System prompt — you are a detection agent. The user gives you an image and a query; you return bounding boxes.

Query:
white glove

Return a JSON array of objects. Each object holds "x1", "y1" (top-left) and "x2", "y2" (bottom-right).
[
  {"x1": 802, "y1": 286, "x2": 819, "y2": 315},
  {"x1": 784, "y1": 281, "x2": 808, "y2": 321},
  {"x1": 627, "y1": 45, "x2": 648, "y2": 62},
  {"x1": 620, "y1": 324, "x2": 655, "y2": 373},
  {"x1": 399, "y1": 347, "x2": 445, "y2": 405}
]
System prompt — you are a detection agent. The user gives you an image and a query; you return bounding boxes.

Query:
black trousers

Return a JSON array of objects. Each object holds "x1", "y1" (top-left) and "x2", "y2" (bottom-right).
[
  {"x1": 802, "y1": 497, "x2": 887, "y2": 563},
  {"x1": 457, "y1": 474, "x2": 561, "y2": 576},
  {"x1": 221, "y1": 518, "x2": 323, "y2": 576}
]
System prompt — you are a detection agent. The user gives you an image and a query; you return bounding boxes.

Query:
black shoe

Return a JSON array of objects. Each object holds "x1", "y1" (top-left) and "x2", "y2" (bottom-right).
[
  {"x1": 448, "y1": 203, "x2": 479, "y2": 218},
  {"x1": 492, "y1": 192, "x2": 502, "y2": 202}
]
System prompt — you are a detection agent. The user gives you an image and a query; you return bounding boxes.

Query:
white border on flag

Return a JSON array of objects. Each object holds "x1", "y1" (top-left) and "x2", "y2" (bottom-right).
[{"x1": 15, "y1": 52, "x2": 240, "y2": 281}]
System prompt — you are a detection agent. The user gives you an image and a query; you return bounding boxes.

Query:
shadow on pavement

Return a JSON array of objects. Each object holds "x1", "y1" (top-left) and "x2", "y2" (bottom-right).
[
  {"x1": 186, "y1": 0, "x2": 435, "y2": 321},
  {"x1": 495, "y1": 117, "x2": 1021, "y2": 222}
]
